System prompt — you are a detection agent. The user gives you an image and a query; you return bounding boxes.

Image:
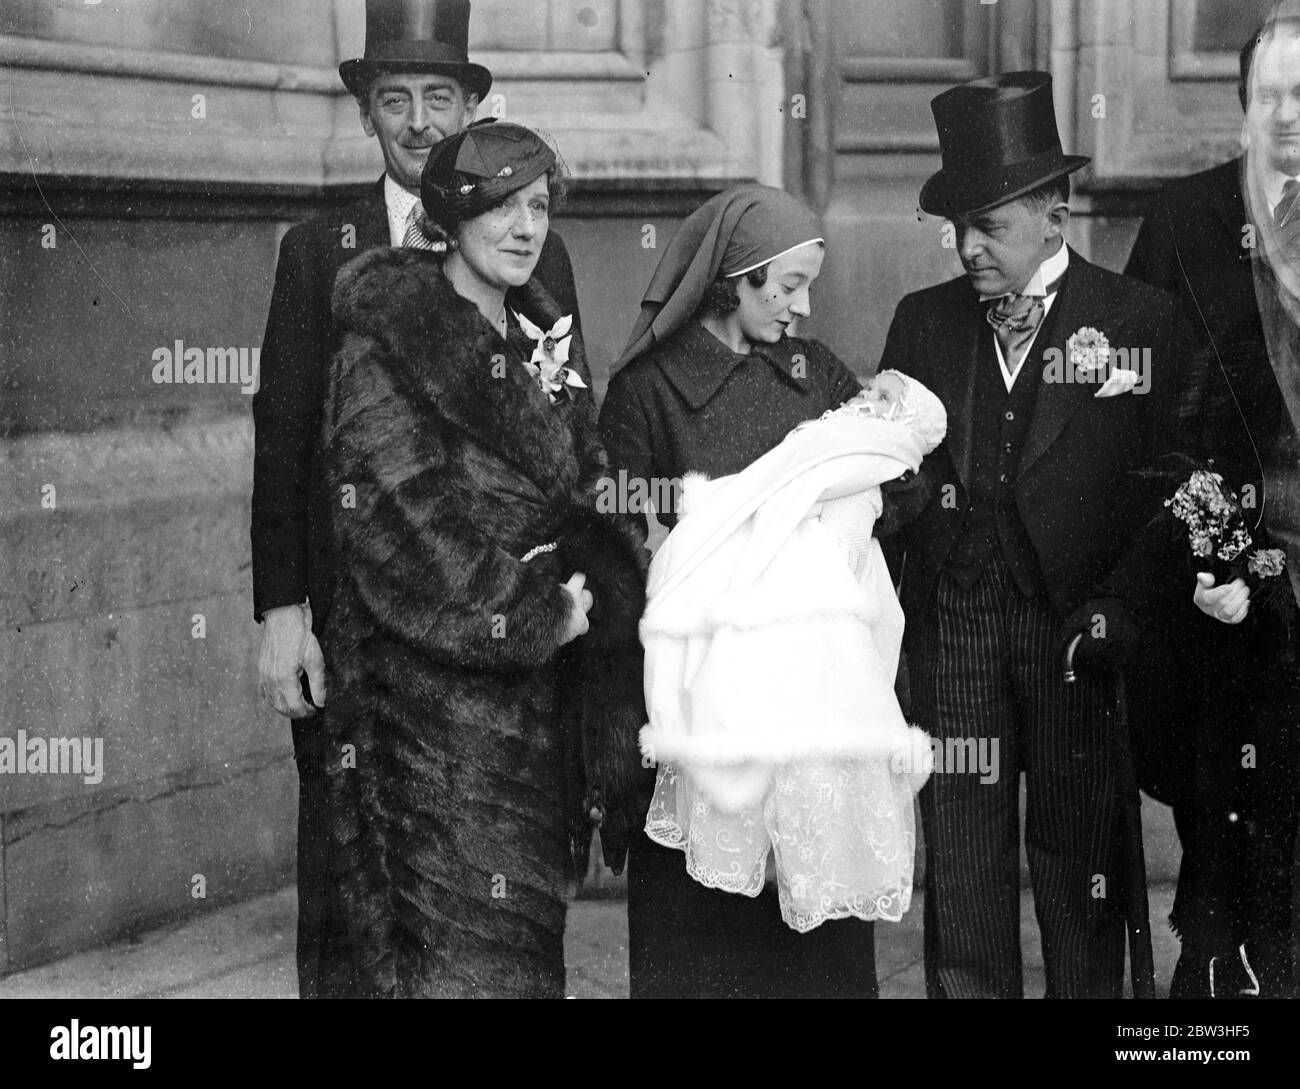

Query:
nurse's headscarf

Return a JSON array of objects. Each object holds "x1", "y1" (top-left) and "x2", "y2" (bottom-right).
[{"x1": 613, "y1": 184, "x2": 824, "y2": 373}]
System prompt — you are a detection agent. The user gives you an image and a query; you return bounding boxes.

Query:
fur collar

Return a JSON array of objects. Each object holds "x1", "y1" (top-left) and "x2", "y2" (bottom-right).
[{"x1": 331, "y1": 246, "x2": 590, "y2": 495}]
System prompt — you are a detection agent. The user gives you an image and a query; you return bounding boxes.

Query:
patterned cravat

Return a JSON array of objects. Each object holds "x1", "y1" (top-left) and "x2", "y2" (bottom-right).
[
  {"x1": 985, "y1": 273, "x2": 1064, "y2": 370},
  {"x1": 1276, "y1": 178, "x2": 1300, "y2": 230},
  {"x1": 402, "y1": 204, "x2": 438, "y2": 250},
  {"x1": 986, "y1": 293, "x2": 1047, "y2": 370}
]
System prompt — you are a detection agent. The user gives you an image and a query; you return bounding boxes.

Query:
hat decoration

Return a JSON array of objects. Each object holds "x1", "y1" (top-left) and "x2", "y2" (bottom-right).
[{"x1": 421, "y1": 119, "x2": 556, "y2": 229}]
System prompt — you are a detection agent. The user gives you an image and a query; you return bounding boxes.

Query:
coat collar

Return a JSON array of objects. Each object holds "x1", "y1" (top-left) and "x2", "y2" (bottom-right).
[
  {"x1": 1017, "y1": 249, "x2": 1107, "y2": 475},
  {"x1": 1207, "y1": 158, "x2": 1254, "y2": 269},
  {"x1": 346, "y1": 178, "x2": 390, "y2": 252},
  {"x1": 655, "y1": 321, "x2": 812, "y2": 410},
  {"x1": 332, "y1": 247, "x2": 590, "y2": 497},
  {"x1": 1208, "y1": 157, "x2": 1246, "y2": 230}
]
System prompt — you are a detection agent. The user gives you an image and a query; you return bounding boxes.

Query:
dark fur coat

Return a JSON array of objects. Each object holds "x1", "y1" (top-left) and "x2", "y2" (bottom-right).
[{"x1": 319, "y1": 247, "x2": 646, "y2": 998}]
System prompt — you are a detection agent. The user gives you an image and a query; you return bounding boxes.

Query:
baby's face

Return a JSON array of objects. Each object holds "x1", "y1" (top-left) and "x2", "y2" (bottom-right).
[{"x1": 859, "y1": 372, "x2": 906, "y2": 417}]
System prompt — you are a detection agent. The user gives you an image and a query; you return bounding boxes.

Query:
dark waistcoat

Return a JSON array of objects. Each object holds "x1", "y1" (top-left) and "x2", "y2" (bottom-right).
[{"x1": 942, "y1": 305, "x2": 1060, "y2": 597}]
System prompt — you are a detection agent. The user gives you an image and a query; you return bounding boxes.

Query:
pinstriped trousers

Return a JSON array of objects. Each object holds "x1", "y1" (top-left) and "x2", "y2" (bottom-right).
[{"x1": 909, "y1": 552, "x2": 1127, "y2": 998}]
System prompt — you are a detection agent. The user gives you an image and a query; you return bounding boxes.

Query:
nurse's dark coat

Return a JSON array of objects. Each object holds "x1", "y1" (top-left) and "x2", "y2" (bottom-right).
[{"x1": 599, "y1": 320, "x2": 877, "y2": 999}]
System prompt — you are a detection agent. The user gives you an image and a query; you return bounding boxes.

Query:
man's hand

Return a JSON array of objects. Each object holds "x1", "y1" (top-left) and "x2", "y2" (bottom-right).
[
  {"x1": 259, "y1": 603, "x2": 326, "y2": 718},
  {"x1": 1193, "y1": 572, "x2": 1250, "y2": 625},
  {"x1": 1058, "y1": 596, "x2": 1142, "y2": 674}
]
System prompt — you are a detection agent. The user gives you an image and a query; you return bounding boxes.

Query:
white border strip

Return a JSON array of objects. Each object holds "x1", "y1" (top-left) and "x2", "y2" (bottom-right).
[{"x1": 726, "y1": 237, "x2": 825, "y2": 278}]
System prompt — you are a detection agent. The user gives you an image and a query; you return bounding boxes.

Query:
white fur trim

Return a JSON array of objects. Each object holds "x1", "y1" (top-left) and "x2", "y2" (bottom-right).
[
  {"x1": 640, "y1": 721, "x2": 930, "y2": 768},
  {"x1": 640, "y1": 593, "x2": 877, "y2": 636},
  {"x1": 675, "y1": 471, "x2": 713, "y2": 518},
  {"x1": 640, "y1": 723, "x2": 933, "y2": 812}
]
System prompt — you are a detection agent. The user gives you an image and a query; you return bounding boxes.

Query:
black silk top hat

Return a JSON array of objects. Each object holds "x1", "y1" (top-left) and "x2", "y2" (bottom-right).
[
  {"x1": 340, "y1": 0, "x2": 492, "y2": 101},
  {"x1": 918, "y1": 70, "x2": 1090, "y2": 219}
]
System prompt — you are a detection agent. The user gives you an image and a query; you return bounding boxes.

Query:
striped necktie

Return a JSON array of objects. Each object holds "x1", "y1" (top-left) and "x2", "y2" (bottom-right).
[
  {"x1": 1276, "y1": 178, "x2": 1299, "y2": 230},
  {"x1": 402, "y1": 205, "x2": 438, "y2": 251}
]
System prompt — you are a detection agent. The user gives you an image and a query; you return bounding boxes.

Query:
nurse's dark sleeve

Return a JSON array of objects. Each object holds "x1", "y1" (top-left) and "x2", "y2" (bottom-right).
[
  {"x1": 598, "y1": 373, "x2": 666, "y2": 531},
  {"x1": 808, "y1": 338, "x2": 864, "y2": 410}
]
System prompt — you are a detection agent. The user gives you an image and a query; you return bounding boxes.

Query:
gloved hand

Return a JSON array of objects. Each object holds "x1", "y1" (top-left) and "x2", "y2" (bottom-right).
[
  {"x1": 875, "y1": 467, "x2": 934, "y2": 538},
  {"x1": 1057, "y1": 596, "x2": 1142, "y2": 674}
]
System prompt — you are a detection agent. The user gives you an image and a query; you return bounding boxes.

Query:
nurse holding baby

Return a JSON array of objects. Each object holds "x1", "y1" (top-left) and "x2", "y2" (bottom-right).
[{"x1": 600, "y1": 184, "x2": 936, "y2": 999}]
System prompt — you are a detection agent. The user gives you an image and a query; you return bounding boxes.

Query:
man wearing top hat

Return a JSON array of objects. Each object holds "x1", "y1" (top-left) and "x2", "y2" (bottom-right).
[
  {"x1": 250, "y1": 0, "x2": 582, "y2": 998},
  {"x1": 1124, "y1": 18, "x2": 1300, "y2": 999},
  {"x1": 879, "y1": 71, "x2": 1192, "y2": 997}
]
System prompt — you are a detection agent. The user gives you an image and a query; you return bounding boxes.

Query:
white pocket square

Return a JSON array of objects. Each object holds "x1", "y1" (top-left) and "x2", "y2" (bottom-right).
[{"x1": 1094, "y1": 369, "x2": 1139, "y2": 398}]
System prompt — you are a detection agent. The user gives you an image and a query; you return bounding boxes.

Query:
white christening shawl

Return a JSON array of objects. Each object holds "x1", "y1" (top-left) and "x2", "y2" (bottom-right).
[{"x1": 639, "y1": 414, "x2": 935, "y2": 931}]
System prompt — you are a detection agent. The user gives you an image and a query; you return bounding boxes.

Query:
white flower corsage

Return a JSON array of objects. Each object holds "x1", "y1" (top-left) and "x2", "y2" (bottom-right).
[
  {"x1": 1247, "y1": 547, "x2": 1287, "y2": 579},
  {"x1": 1067, "y1": 326, "x2": 1110, "y2": 380},
  {"x1": 514, "y1": 312, "x2": 587, "y2": 403}
]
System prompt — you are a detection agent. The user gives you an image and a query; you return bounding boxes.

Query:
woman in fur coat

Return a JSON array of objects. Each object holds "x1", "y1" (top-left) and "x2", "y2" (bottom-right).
[{"x1": 318, "y1": 121, "x2": 647, "y2": 999}]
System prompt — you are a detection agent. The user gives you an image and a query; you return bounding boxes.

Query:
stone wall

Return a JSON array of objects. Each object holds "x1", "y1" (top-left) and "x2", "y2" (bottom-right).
[
  {"x1": 0, "y1": 0, "x2": 1242, "y2": 976},
  {"x1": 0, "y1": 0, "x2": 791, "y2": 975},
  {"x1": 0, "y1": 190, "x2": 697, "y2": 974}
]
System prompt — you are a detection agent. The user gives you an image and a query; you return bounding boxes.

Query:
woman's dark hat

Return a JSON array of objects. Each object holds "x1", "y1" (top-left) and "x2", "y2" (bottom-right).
[
  {"x1": 421, "y1": 119, "x2": 555, "y2": 228},
  {"x1": 919, "y1": 71, "x2": 1090, "y2": 219},
  {"x1": 340, "y1": 0, "x2": 492, "y2": 102}
]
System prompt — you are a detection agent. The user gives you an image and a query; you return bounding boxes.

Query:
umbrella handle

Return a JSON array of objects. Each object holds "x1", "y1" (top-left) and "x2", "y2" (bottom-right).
[{"x1": 1062, "y1": 632, "x2": 1084, "y2": 684}]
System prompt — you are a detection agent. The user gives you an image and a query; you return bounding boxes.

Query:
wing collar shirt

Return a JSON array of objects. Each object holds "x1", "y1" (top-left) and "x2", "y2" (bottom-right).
[
  {"x1": 384, "y1": 175, "x2": 422, "y2": 247},
  {"x1": 980, "y1": 241, "x2": 1070, "y2": 392}
]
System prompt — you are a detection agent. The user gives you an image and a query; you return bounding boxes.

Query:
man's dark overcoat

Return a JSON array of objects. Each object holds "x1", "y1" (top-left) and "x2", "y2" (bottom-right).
[{"x1": 1126, "y1": 158, "x2": 1300, "y2": 996}]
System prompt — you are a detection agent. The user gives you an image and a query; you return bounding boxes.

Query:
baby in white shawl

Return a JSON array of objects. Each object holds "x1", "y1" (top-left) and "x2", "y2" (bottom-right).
[{"x1": 639, "y1": 370, "x2": 947, "y2": 932}]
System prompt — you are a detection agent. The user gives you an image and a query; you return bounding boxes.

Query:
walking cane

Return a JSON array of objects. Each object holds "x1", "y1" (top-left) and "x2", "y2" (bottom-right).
[{"x1": 1064, "y1": 633, "x2": 1157, "y2": 999}]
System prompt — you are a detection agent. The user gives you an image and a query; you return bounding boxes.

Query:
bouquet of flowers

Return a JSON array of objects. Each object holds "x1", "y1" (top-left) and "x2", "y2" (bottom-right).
[
  {"x1": 1166, "y1": 468, "x2": 1292, "y2": 647},
  {"x1": 1166, "y1": 470, "x2": 1259, "y2": 569}
]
